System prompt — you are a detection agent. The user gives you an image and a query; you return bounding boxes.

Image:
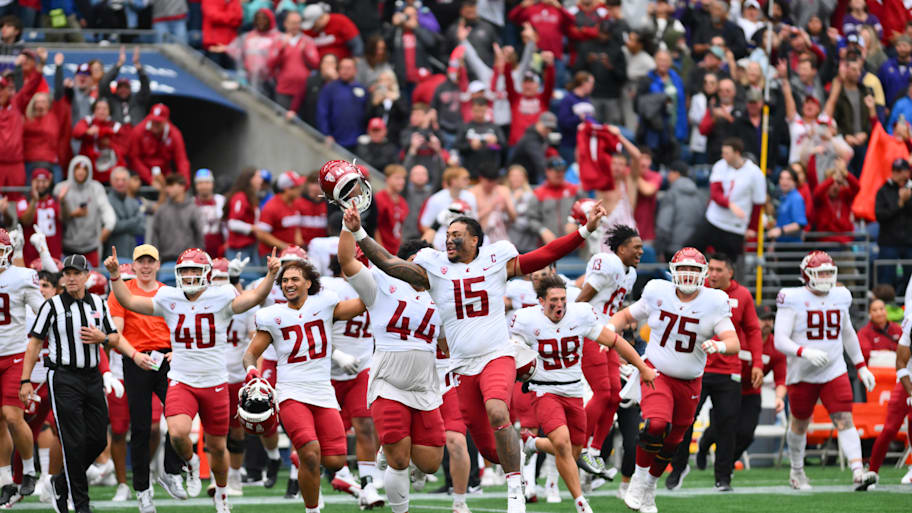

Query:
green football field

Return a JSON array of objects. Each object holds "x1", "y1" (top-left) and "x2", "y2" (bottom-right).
[{"x1": 15, "y1": 465, "x2": 911, "y2": 512}]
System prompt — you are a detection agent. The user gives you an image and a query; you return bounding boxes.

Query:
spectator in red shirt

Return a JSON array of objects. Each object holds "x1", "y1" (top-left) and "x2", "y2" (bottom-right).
[
  {"x1": 295, "y1": 171, "x2": 329, "y2": 247},
  {"x1": 128, "y1": 103, "x2": 191, "y2": 186},
  {"x1": 0, "y1": 66, "x2": 41, "y2": 194},
  {"x1": 374, "y1": 164, "x2": 409, "y2": 255},
  {"x1": 857, "y1": 299, "x2": 902, "y2": 365},
  {"x1": 223, "y1": 168, "x2": 264, "y2": 265},
  {"x1": 16, "y1": 168, "x2": 63, "y2": 263},
  {"x1": 201, "y1": 0, "x2": 242, "y2": 68},
  {"x1": 302, "y1": 3, "x2": 364, "y2": 61},
  {"x1": 14, "y1": 48, "x2": 49, "y2": 100},
  {"x1": 23, "y1": 53, "x2": 69, "y2": 184},
  {"x1": 256, "y1": 170, "x2": 304, "y2": 256},
  {"x1": 269, "y1": 10, "x2": 320, "y2": 110},
  {"x1": 72, "y1": 98, "x2": 128, "y2": 184},
  {"x1": 508, "y1": 0, "x2": 573, "y2": 60},
  {"x1": 812, "y1": 165, "x2": 859, "y2": 243},
  {"x1": 502, "y1": 50, "x2": 555, "y2": 146},
  {"x1": 632, "y1": 147, "x2": 663, "y2": 242}
]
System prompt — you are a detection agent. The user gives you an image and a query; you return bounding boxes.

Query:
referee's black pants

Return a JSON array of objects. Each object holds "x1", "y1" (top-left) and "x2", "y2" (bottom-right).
[
  {"x1": 670, "y1": 372, "x2": 742, "y2": 484},
  {"x1": 123, "y1": 354, "x2": 183, "y2": 492},
  {"x1": 48, "y1": 367, "x2": 108, "y2": 511},
  {"x1": 686, "y1": 219, "x2": 745, "y2": 263}
]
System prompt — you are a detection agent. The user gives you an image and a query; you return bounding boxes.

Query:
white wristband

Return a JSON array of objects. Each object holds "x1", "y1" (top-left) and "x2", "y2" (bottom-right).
[
  {"x1": 578, "y1": 225, "x2": 592, "y2": 239},
  {"x1": 246, "y1": 365, "x2": 257, "y2": 374},
  {"x1": 352, "y1": 227, "x2": 368, "y2": 241},
  {"x1": 897, "y1": 368, "x2": 911, "y2": 381}
]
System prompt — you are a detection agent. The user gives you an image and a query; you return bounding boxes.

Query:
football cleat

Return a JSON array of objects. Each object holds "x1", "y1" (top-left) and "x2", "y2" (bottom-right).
[
  {"x1": 136, "y1": 488, "x2": 156, "y2": 513},
  {"x1": 112, "y1": 483, "x2": 131, "y2": 502},
  {"x1": 640, "y1": 481, "x2": 658, "y2": 513},
  {"x1": 19, "y1": 474, "x2": 37, "y2": 497},
  {"x1": 789, "y1": 468, "x2": 812, "y2": 490},
  {"x1": 186, "y1": 454, "x2": 202, "y2": 497},
  {"x1": 265, "y1": 457, "x2": 281, "y2": 488},
  {"x1": 665, "y1": 464, "x2": 690, "y2": 491},
  {"x1": 284, "y1": 478, "x2": 299, "y2": 499},
  {"x1": 358, "y1": 481, "x2": 384, "y2": 510},
  {"x1": 623, "y1": 473, "x2": 646, "y2": 510},
  {"x1": 853, "y1": 470, "x2": 878, "y2": 491},
  {"x1": 331, "y1": 468, "x2": 361, "y2": 498},
  {"x1": 901, "y1": 466, "x2": 912, "y2": 484},
  {"x1": 158, "y1": 472, "x2": 188, "y2": 500},
  {"x1": 616, "y1": 480, "x2": 628, "y2": 500},
  {"x1": 577, "y1": 449, "x2": 606, "y2": 476}
]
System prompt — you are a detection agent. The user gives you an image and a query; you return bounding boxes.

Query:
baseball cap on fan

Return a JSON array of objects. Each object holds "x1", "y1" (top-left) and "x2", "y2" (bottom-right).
[
  {"x1": 301, "y1": 4, "x2": 324, "y2": 30},
  {"x1": 133, "y1": 244, "x2": 160, "y2": 261},
  {"x1": 148, "y1": 103, "x2": 170, "y2": 123},
  {"x1": 277, "y1": 170, "x2": 305, "y2": 191}
]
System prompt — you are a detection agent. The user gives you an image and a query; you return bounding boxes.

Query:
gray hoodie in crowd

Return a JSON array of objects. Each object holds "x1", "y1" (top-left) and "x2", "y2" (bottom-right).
[
  {"x1": 53, "y1": 156, "x2": 116, "y2": 255},
  {"x1": 107, "y1": 187, "x2": 145, "y2": 259},
  {"x1": 150, "y1": 194, "x2": 203, "y2": 262},
  {"x1": 654, "y1": 176, "x2": 706, "y2": 259}
]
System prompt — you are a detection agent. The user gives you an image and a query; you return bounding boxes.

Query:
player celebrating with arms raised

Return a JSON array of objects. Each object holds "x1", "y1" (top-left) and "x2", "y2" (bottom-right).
[
  {"x1": 773, "y1": 251, "x2": 878, "y2": 491},
  {"x1": 339, "y1": 178, "x2": 606, "y2": 512},
  {"x1": 608, "y1": 248, "x2": 740, "y2": 513}
]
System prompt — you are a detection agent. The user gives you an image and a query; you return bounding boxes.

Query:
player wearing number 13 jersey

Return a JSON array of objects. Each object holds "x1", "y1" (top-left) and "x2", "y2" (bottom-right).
[
  {"x1": 344, "y1": 197, "x2": 607, "y2": 513},
  {"x1": 773, "y1": 251, "x2": 878, "y2": 491},
  {"x1": 608, "y1": 247, "x2": 739, "y2": 513},
  {"x1": 106, "y1": 247, "x2": 280, "y2": 513}
]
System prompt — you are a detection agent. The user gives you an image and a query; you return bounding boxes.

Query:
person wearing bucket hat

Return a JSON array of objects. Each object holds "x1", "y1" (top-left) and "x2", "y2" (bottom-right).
[{"x1": 128, "y1": 103, "x2": 191, "y2": 186}]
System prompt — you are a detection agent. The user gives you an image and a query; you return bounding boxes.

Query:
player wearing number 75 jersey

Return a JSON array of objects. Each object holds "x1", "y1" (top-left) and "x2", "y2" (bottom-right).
[
  {"x1": 242, "y1": 260, "x2": 366, "y2": 513},
  {"x1": 773, "y1": 250, "x2": 878, "y2": 492},
  {"x1": 607, "y1": 247, "x2": 739, "y2": 513},
  {"x1": 105, "y1": 246, "x2": 280, "y2": 513},
  {"x1": 341, "y1": 194, "x2": 608, "y2": 513}
]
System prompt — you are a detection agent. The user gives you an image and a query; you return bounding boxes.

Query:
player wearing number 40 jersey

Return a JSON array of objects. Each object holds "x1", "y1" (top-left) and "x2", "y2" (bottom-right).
[
  {"x1": 773, "y1": 251, "x2": 879, "y2": 492},
  {"x1": 341, "y1": 194, "x2": 608, "y2": 513},
  {"x1": 243, "y1": 260, "x2": 367, "y2": 513},
  {"x1": 105, "y1": 247, "x2": 281, "y2": 513},
  {"x1": 608, "y1": 247, "x2": 739, "y2": 513}
]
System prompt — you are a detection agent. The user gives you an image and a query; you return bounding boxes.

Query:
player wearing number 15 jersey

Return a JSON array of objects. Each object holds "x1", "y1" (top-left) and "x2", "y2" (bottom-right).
[
  {"x1": 105, "y1": 247, "x2": 280, "y2": 513},
  {"x1": 243, "y1": 260, "x2": 366, "y2": 513},
  {"x1": 773, "y1": 251, "x2": 878, "y2": 491},
  {"x1": 343, "y1": 198, "x2": 607, "y2": 513},
  {"x1": 608, "y1": 247, "x2": 739, "y2": 513}
]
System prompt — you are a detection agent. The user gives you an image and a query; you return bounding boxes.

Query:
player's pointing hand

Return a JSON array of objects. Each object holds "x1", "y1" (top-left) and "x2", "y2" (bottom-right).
[
  {"x1": 585, "y1": 200, "x2": 607, "y2": 232},
  {"x1": 265, "y1": 247, "x2": 280, "y2": 276}
]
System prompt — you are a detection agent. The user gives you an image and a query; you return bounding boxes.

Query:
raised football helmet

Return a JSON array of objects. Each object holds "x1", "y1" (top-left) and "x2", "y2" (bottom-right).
[
  {"x1": 319, "y1": 159, "x2": 373, "y2": 213},
  {"x1": 800, "y1": 250, "x2": 837, "y2": 293},
  {"x1": 568, "y1": 198, "x2": 596, "y2": 226},
  {"x1": 28, "y1": 257, "x2": 64, "y2": 272},
  {"x1": 279, "y1": 245, "x2": 309, "y2": 264},
  {"x1": 86, "y1": 271, "x2": 108, "y2": 296},
  {"x1": 669, "y1": 247, "x2": 708, "y2": 294},
  {"x1": 118, "y1": 263, "x2": 136, "y2": 281},
  {"x1": 237, "y1": 377, "x2": 279, "y2": 435},
  {"x1": 436, "y1": 199, "x2": 474, "y2": 227},
  {"x1": 174, "y1": 248, "x2": 212, "y2": 294},
  {"x1": 0, "y1": 229, "x2": 12, "y2": 270},
  {"x1": 512, "y1": 338, "x2": 538, "y2": 383}
]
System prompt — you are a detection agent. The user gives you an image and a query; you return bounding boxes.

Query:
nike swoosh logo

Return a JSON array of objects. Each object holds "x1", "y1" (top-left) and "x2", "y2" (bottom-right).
[
  {"x1": 482, "y1": 266, "x2": 493, "y2": 272},
  {"x1": 13, "y1": 359, "x2": 22, "y2": 364},
  {"x1": 215, "y1": 387, "x2": 224, "y2": 392},
  {"x1": 690, "y1": 395, "x2": 699, "y2": 400}
]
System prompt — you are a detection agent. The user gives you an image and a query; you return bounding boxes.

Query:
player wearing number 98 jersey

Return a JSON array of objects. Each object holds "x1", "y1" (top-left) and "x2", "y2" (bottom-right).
[
  {"x1": 608, "y1": 247, "x2": 739, "y2": 513},
  {"x1": 773, "y1": 251, "x2": 878, "y2": 491}
]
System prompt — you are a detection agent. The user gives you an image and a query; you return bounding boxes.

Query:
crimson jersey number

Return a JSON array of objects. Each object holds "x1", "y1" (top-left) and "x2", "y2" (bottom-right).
[
  {"x1": 538, "y1": 336, "x2": 581, "y2": 370},
  {"x1": 281, "y1": 320, "x2": 328, "y2": 363},
  {"x1": 226, "y1": 319, "x2": 241, "y2": 347},
  {"x1": 453, "y1": 277, "x2": 488, "y2": 319},
  {"x1": 175, "y1": 313, "x2": 216, "y2": 349},
  {"x1": 806, "y1": 310, "x2": 841, "y2": 340},
  {"x1": 386, "y1": 301, "x2": 436, "y2": 343},
  {"x1": 343, "y1": 311, "x2": 372, "y2": 338},
  {"x1": 0, "y1": 293, "x2": 9, "y2": 326},
  {"x1": 603, "y1": 287, "x2": 627, "y2": 317},
  {"x1": 657, "y1": 311, "x2": 699, "y2": 353}
]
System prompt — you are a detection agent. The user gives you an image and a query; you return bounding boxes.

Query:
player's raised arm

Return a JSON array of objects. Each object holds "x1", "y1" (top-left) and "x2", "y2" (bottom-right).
[
  {"x1": 105, "y1": 247, "x2": 156, "y2": 315},
  {"x1": 333, "y1": 298, "x2": 367, "y2": 321},
  {"x1": 506, "y1": 201, "x2": 607, "y2": 278},
  {"x1": 343, "y1": 204, "x2": 430, "y2": 289},
  {"x1": 338, "y1": 227, "x2": 364, "y2": 278},
  {"x1": 232, "y1": 248, "x2": 280, "y2": 314}
]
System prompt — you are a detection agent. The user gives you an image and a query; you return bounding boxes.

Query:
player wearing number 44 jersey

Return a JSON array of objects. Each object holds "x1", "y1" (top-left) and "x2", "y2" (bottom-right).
[
  {"x1": 773, "y1": 251, "x2": 879, "y2": 492},
  {"x1": 608, "y1": 247, "x2": 739, "y2": 513},
  {"x1": 341, "y1": 193, "x2": 608, "y2": 513},
  {"x1": 105, "y1": 247, "x2": 281, "y2": 513},
  {"x1": 243, "y1": 260, "x2": 367, "y2": 513}
]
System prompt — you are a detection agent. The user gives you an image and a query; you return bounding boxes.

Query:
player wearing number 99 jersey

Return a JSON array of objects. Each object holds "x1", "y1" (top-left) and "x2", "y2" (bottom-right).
[
  {"x1": 608, "y1": 248, "x2": 739, "y2": 513},
  {"x1": 243, "y1": 260, "x2": 366, "y2": 513},
  {"x1": 773, "y1": 251, "x2": 878, "y2": 491}
]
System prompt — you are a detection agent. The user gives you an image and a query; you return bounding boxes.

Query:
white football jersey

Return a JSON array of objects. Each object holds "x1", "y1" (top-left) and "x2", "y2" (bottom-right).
[
  {"x1": 776, "y1": 286, "x2": 853, "y2": 384},
  {"x1": 361, "y1": 268, "x2": 440, "y2": 354},
  {"x1": 436, "y1": 348, "x2": 457, "y2": 395},
  {"x1": 629, "y1": 280, "x2": 733, "y2": 380},
  {"x1": 255, "y1": 291, "x2": 340, "y2": 408},
  {"x1": 414, "y1": 240, "x2": 519, "y2": 369},
  {"x1": 900, "y1": 316, "x2": 912, "y2": 376},
  {"x1": 510, "y1": 303, "x2": 603, "y2": 398},
  {"x1": 152, "y1": 284, "x2": 238, "y2": 387},
  {"x1": 585, "y1": 252, "x2": 636, "y2": 320},
  {"x1": 322, "y1": 277, "x2": 373, "y2": 380},
  {"x1": 1, "y1": 266, "x2": 44, "y2": 355},
  {"x1": 226, "y1": 308, "x2": 255, "y2": 383},
  {"x1": 307, "y1": 236, "x2": 340, "y2": 277},
  {"x1": 248, "y1": 277, "x2": 284, "y2": 361}
]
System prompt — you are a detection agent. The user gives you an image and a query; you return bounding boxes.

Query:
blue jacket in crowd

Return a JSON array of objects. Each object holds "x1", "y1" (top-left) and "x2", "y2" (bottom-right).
[
  {"x1": 316, "y1": 78, "x2": 368, "y2": 148},
  {"x1": 887, "y1": 95, "x2": 912, "y2": 133},
  {"x1": 556, "y1": 91, "x2": 589, "y2": 147},
  {"x1": 878, "y1": 57, "x2": 912, "y2": 108},
  {"x1": 646, "y1": 68, "x2": 688, "y2": 142},
  {"x1": 776, "y1": 188, "x2": 808, "y2": 243}
]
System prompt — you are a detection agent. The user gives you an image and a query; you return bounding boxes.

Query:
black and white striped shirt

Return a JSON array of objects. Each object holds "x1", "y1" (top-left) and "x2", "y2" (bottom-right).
[{"x1": 29, "y1": 292, "x2": 117, "y2": 370}]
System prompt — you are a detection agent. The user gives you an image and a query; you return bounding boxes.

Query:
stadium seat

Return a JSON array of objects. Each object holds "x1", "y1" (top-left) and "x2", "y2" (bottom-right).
[{"x1": 743, "y1": 410, "x2": 788, "y2": 469}]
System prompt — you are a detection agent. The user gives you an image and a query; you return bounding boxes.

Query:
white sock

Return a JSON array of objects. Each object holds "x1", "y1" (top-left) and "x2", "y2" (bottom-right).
[
  {"x1": 787, "y1": 430, "x2": 806, "y2": 470},
  {"x1": 215, "y1": 485, "x2": 228, "y2": 498},
  {"x1": 385, "y1": 467, "x2": 409, "y2": 513},
  {"x1": 453, "y1": 493, "x2": 466, "y2": 505},
  {"x1": 523, "y1": 436, "x2": 538, "y2": 454},
  {"x1": 645, "y1": 472, "x2": 659, "y2": 487},
  {"x1": 837, "y1": 427, "x2": 864, "y2": 473},
  {"x1": 228, "y1": 467, "x2": 240, "y2": 480},
  {"x1": 290, "y1": 464, "x2": 298, "y2": 481},
  {"x1": 522, "y1": 452, "x2": 537, "y2": 489},
  {"x1": 0, "y1": 466, "x2": 11, "y2": 486},
  {"x1": 38, "y1": 449, "x2": 50, "y2": 476},
  {"x1": 545, "y1": 454, "x2": 559, "y2": 482},
  {"x1": 265, "y1": 447, "x2": 280, "y2": 460},
  {"x1": 506, "y1": 471, "x2": 522, "y2": 491},
  {"x1": 305, "y1": 508, "x2": 320, "y2": 513},
  {"x1": 358, "y1": 461, "x2": 376, "y2": 484},
  {"x1": 633, "y1": 465, "x2": 649, "y2": 480},
  {"x1": 21, "y1": 457, "x2": 35, "y2": 476}
]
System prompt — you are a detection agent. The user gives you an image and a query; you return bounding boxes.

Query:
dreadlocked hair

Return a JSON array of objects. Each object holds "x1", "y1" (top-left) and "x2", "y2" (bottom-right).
[{"x1": 606, "y1": 225, "x2": 640, "y2": 253}]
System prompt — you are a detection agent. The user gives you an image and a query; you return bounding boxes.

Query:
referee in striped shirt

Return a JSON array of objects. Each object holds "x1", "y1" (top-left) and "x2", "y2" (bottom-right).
[{"x1": 18, "y1": 255, "x2": 150, "y2": 513}]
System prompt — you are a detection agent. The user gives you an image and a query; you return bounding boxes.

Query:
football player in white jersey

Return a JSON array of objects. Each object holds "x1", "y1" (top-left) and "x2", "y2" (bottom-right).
[
  {"x1": 0, "y1": 228, "x2": 44, "y2": 500},
  {"x1": 513, "y1": 275, "x2": 654, "y2": 513},
  {"x1": 575, "y1": 224, "x2": 642, "y2": 476},
  {"x1": 210, "y1": 258, "x2": 255, "y2": 496},
  {"x1": 343, "y1": 198, "x2": 607, "y2": 513},
  {"x1": 242, "y1": 260, "x2": 366, "y2": 513},
  {"x1": 339, "y1": 233, "x2": 447, "y2": 513},
  {"x1": 104, "y1": 246, "x2": 280, "y2": 513},
  {"x1": 773, "y1": 251, "x2": 878, "y2": 491},
  {"x1": 608, "y1": 248, "x2": 739, "y2": 513}
]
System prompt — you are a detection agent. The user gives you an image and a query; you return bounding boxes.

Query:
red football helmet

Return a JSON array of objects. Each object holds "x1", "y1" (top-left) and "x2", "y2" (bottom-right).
[
  {"x1": 669, "y1": 247, "x2": 708, "y2": 294},
  {"x1": 28, "y1": 257, "x2": 64, "y2": 272},
  {"x1": 86, "y1": 271, "x2": 108, "y2": 296},
  {"x1": 237, "y1": 377, "x2": 279, "y2": 435},
  {"x1": 437, "y1": 199, "x2": 474, "y2": 226},
  {"x1": 568, "y1": 198, "x2": 596, "y2": 226},
  {"x1": 174, "y1": 248, "x2": 212, "y2": 294},
  {"x1": 23, "y1": 386, "x2": 42, "y2": 419},
  {"x1": 318, "y1": 159, "x2": 373, "y2": 213},
  {"x1": 118, "y1": 263, "x2": 136, "y2": 281},
  {"x1": 512, "y1": 338, "x2": 538, "y2": 382},
  {"x1": 800, "y1": 250, "x2": 837, "y2": 293},
  {"x1": 210, "y1": 257, "x2": 229, "y2": 281},
  {"x1": 279, "y1": 245, "x2": 308, "y2": 264},
  {"x1": 0, "y1": 229, "x2": 12, "y2": 270}
]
